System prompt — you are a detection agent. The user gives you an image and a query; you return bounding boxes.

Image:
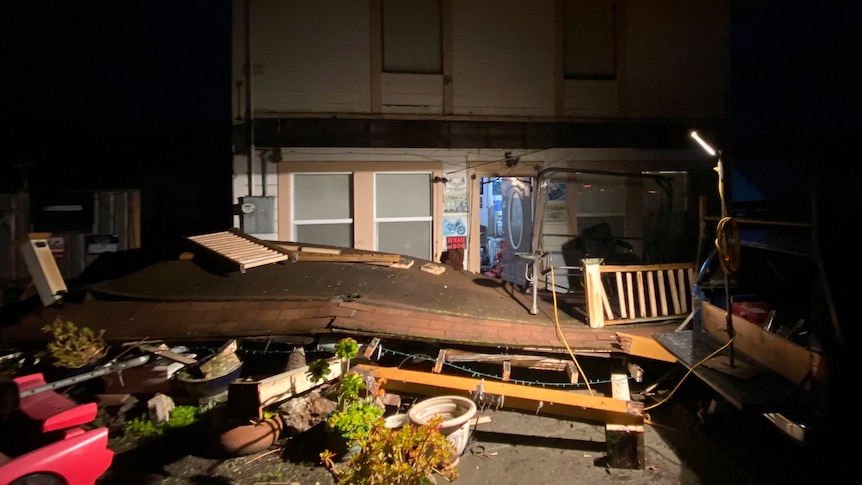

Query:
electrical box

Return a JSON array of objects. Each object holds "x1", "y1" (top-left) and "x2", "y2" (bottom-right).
[{"x1": 239, "y1": 196, "x2": 275, "y2": 234}]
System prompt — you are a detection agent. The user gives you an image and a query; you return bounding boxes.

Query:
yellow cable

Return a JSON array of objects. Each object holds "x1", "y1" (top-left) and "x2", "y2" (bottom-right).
[
  {"x1": 550, "y1": 265, "x2": 594, "y2": 396},
  {"x1": 715, "y1": 216, "x2": 740, "y2": 275},
  {"x1": 643, "y1": 336, "x2": 734, "y2": 411}
]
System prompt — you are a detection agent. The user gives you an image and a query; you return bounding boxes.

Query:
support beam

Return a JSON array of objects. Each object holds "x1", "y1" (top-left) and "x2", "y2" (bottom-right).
[
  {"x1": 607, "y1": 367, "x2": 644, "y2": 469},
  {"x1": 355, "y1": 364, "x2": 643, "y2": 427}
]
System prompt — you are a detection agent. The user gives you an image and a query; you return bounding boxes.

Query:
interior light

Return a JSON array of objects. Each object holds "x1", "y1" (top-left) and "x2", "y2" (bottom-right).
[{"x1": 690, "y1": 131, "x2": 716, "y2": 157}]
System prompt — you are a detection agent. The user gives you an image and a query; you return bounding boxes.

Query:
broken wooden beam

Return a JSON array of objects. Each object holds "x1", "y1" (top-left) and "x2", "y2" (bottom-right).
[
  {"x1": 227, "y1": 356, "x2": 343, "y2": 419},
  {"x1": 606, "y1": 366, "x2": 644, "y2": 469},
  {"x1": 289, "y1": 252, "x2": 401, "y2": 264},
  {"x1": 356, "y1": 364, "x2": 643, "y2": 427}
]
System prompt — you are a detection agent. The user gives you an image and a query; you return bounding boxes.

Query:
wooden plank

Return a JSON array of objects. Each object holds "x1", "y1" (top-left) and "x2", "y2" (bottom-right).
[
  {"x1": 615, "y1": 273, "x2": 626, "y2": 318},
  {"x1": 299, "y1": 246, "x2": 342, "y2": 255},
  {"x1": 701, "y1": 302, "x2": 824, "y2": 386},
  {"x1": 362, "y1": 337, "x2": 382, "y2": 359},
  {"x1": 565, "y1": 361, "x2": 578, "y2": 384},
  {"x1": 606, "y1": 367, "x2": 644, "y2": 469},
  {"x1": 227, "y1": 356, "x2": 343, "y2": 419},
  {"x1": 420, "y1": 262, "x2": 446, "y2": 275},
  {"x1": 356, "y1": 364, "x2": 643, "y2": 426},
  {"x1": 291, "y1": 252, "x2": 401, "y2": 263},
  {"x1": 636, "y1": 271, "x2": 646, "y2": 318},
  {"x1": 668, "y1": 270, "x2": 680, "y2": 315},
  {"x1": 138, "y1": 344, "x2": 197, "y2": 365},
  {"x1": 502, "y1": 361, "x2": 511, "y2": 381},
  {"x1": 433, "y1": 349, "x2": 446, "y2": 374}
]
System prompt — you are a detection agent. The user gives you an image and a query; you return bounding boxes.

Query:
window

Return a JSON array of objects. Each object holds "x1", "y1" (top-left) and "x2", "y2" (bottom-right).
[
  {"x1": 383, "y1": 0, "x2": 441, "y2": 73},
  {"x1": 642, "y1": 171, "x2": 687, "y2": 214},
  {"x1": 375, "y1": 172, "x2": 432, "y2": 260},
  {"x1": 292, "y1": 173, "x2": 353, "y2": 248},
  {"x1": 564, "y1": 0, "x2": 616, "y2": 80},
  {"x1": 574, "y1": 173, "x2": 625, "y2": 236}
]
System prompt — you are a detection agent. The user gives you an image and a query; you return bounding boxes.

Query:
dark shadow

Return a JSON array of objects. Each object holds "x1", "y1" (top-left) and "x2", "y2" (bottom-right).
[
  {"x1": 97, "y1": 421, "x2": 218, "y2": 485},
  {"x1": 471, "y1": 277, "x2": 504, "y2": 288},
  {"x1": 471, "y1": 429, "x2": 605, "y2": 453},
  {"x1": 279, "y1": 421, "x2": 330, "y2": 465}
]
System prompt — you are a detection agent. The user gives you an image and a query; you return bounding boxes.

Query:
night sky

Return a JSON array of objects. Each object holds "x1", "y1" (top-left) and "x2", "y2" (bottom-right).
[{"x1": 1, "y1": 0, "x2": 234, "y2": 248}]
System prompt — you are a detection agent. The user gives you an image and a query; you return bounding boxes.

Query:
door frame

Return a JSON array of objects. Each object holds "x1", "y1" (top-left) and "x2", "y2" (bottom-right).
[{"x1": 467, "y1": 163, "x2": 542, "y2": 274}]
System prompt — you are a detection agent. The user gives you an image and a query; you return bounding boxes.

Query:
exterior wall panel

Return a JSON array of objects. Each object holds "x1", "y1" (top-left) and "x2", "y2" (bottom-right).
[
  {"x1": 251, "y1": 0, "x2": 371, "y2": 114},
  {"x1": 625, "y1": 0, "x2": 729, "y2": 118},
  {"x1": 452, "y1": 0, "x2": 556, "y2": 117}
]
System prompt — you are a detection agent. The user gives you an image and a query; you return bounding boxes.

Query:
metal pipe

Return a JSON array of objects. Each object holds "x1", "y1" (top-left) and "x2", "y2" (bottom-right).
[{"x1": 245, "y1": 0, "x2": 254, "y2": 197}]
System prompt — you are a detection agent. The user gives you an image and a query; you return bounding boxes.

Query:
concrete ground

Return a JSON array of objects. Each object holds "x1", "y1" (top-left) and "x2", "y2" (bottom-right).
[{"x1": 95, "y1": 397, "x2": 776, "y2": 485}]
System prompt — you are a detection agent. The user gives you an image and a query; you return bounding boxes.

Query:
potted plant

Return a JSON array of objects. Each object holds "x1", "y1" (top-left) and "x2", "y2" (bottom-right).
[
  {"x1": 321, "y1": 414, "x2": 460, "y2": 485},
  {"x1": 41, "y1": 318, "x2": 108, "y2": 370},
  {"x1": 309, "y1": 337, "x2": 385, "y2": 460}
]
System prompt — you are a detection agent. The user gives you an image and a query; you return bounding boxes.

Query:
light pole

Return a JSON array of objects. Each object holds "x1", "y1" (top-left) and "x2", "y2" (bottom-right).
[{"x1": 691, "y1": 130, "x2": 736, "y2": 366}]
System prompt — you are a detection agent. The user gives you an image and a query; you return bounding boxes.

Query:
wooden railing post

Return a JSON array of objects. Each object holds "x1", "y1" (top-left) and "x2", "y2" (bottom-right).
[{"x1": 582, "y1": 258, "x2": 606, "y2": 328}]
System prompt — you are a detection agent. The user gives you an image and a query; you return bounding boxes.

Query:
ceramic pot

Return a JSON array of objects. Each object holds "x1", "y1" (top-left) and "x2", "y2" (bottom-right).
[{"x1": 407, "y1": 395, "x2": 477, "y2": 457}]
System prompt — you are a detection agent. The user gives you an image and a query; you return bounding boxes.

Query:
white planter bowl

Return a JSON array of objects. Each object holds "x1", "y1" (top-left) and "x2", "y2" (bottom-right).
[{"x1": 407, "y1": 395, "x2": 477, "y2": 456}]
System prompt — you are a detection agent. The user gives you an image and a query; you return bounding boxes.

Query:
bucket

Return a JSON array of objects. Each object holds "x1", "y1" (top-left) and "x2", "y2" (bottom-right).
[{"x1": 407, "y1": 395, "x2": 477, "y2": 456}]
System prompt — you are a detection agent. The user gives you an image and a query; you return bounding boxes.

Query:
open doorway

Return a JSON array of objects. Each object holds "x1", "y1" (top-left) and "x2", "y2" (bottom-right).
[{"x1": 477, "y1": 176, "x2": 535, "y2": 287}]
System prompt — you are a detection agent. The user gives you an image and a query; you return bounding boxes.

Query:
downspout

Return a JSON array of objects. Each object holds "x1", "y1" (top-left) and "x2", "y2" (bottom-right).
[{"x1": 244, "y1": 0, "x2": 254, "y2": 196}]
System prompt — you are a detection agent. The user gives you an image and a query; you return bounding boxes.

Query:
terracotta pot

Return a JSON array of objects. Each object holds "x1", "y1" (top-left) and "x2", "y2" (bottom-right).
[{"x1": 216, "y1": 414, "x2": 283, "y2": 456}]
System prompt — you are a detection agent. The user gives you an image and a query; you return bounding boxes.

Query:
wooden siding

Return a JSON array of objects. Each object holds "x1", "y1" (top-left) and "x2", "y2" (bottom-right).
[{"x1": 241, "y1": 0, "x2": 728, "y2": 121}]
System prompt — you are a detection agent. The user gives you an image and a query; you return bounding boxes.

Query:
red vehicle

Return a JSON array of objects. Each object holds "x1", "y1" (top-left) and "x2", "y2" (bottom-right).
[{"x1": 0, "y1": 373, "x2": 114, "y2": 485}]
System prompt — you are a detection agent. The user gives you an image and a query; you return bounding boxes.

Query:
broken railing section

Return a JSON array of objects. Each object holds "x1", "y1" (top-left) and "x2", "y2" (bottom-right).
[{"x1": 583, "y1": 259, "x2": 696, "y2": 327}]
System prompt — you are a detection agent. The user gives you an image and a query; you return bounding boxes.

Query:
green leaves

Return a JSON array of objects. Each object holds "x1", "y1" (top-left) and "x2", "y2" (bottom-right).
[
  {"x1": 335, "y1": 415, "x2": 460, "y2": 485},
  {"x1": 41, "y1": 318, "x2": 108, "y2": 369}
]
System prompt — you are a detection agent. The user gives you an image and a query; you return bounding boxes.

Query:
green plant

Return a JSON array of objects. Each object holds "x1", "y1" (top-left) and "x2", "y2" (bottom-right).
[
  {"x1": 326, "y1": 399, "x2": 384, "y2": 442},
  {"x1": 122, "y1": 405, "x2": 203, "y2": 439},
  {"x1": 254, "y1": 464, "x2": 284, "y2": 482},
  {"x1": 322, "y1": 415, "x2": 460, "y2": 485},
  {"x1": 41, "y1": 318, "x2": 108, "y2": 369}
]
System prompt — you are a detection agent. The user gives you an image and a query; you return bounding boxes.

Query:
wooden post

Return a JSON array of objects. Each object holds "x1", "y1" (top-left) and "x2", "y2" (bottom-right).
[{"x1": 582, "y1": 258, "x2": 606, "y2": 328}]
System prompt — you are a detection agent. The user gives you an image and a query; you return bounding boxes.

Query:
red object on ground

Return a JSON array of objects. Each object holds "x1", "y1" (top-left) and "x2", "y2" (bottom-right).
[
  {"x1": 0, "y1": 373, "x2": 114, "y2": 485},
  {"x1": 731, "y1": 301, "x2": 773, "y2": 326}
]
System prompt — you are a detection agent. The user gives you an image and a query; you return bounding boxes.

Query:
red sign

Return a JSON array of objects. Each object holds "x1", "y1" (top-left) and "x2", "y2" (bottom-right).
[{"x1": 446, "y1": 236, "x2": 466, "y2": 249}]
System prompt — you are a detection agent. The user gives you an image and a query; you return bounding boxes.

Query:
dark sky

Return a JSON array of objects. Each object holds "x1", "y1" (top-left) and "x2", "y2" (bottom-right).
[
  {"x1": 2, "y1": 0, "x2": 231, "y2": 132},
  {"x1": 1, "y1": 1, "x2": 234, "y2": 244}
]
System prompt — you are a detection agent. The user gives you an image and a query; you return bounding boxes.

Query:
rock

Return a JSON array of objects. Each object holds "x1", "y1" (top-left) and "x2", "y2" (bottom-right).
[
  {"x1": 278, "y1": 390, "x2": 336, "y2": 436},
  {"x1": 148, "y1": 393, "x2": 175, "y2": 424}
]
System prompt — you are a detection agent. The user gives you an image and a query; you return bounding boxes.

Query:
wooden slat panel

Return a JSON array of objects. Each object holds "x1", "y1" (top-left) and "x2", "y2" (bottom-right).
[
  {"x1": 187, "y1": 231, "x2": 288, "y2": 273},
  {"x1": 591, "y1": 263, "x2": 696, "y2": 326}
]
